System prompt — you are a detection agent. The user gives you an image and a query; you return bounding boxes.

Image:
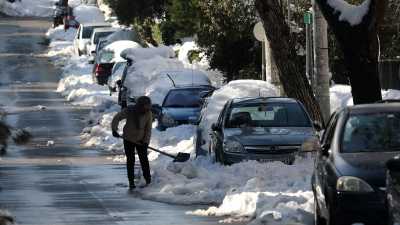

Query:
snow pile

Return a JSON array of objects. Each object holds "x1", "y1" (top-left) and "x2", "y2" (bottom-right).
[
  {"x1": 73, "y1": 4, "x2": 105, "y2": 24},
  {"x1": 330, "y1": 84, "x2": 400, "y2": 112},
  {"x1": 0, "y1": 0, "x2": 54, "y2": 17},
  {"x1": 46, "y1": 25, "x2": 77, "y2": 42},
  {"x1": 56, "y1": 56, "x2": 112, "y2": 106},
  {"x1": 134, "y1": 154, "x2": 314, "y2": 225},
  {"x1": 327, "y1": 0, "x2": 371, "y2": 26},
  {"x1": 198, "y1": 80, "x2": 278, "y2": 148},
  {"x1": 103, "y1": 40, "x2": 141, "y2": 62}
]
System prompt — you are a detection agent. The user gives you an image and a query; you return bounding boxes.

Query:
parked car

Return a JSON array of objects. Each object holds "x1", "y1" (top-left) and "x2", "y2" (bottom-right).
[
  {"x1": 92, "y1": 41, "x2": 140, "y2": 86},
  {"x1": 107, "y1": 60, "x2": 128, "y2": 94},
  {"x1": 209, "y1": 97, "x2": 315, "y2": 165},
  {"x1": 73, "y1": 22, "x2": 110, "y2": 56},
  {"x1": 92, "y1": 49, "x2": 115, "y2": 85},
  {"x1": 154, "y1": 85, "x2": 215, "y2": 131},
  {"x1": 87, "y1": 27, "x2": 119, "y2": 57},
  {"x1": 387, "y1": 156, "x2": 400, "y2": 225},
  {"x1": 311, "y1": 103, "x2": 400, "y2": 225}
]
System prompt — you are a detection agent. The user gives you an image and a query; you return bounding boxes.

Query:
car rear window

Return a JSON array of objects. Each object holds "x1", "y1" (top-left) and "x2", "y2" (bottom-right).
[
  {"x1": 163, "y1": 88, "x2": 212, "y2": 108},
  {"x1": 342, "y1": 112, "x2": 400, "y2": 153},
  {"x1": 226, "y1": 102, "x2": 311, "y2": 128},
  {"x1": 94, "y1": 31, "x2": 114, "y2": 44}
]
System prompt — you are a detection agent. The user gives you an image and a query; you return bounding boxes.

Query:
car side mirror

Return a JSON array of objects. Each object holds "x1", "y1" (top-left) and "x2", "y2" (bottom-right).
[
  {"x1": 313, "y1": 121, "x2": 324, "y2": 131},
  {"x1": 387, "y1": 157, "x2": 400, "y2": 172},
  {"x1": 211, "y1": 123, "x2": 221, "y2": 132}
]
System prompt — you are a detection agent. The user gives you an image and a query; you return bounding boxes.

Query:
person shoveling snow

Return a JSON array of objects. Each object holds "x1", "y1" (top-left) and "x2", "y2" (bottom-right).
[{"x1": 111, "y1": 96, "x2": 153, "y2": 190}]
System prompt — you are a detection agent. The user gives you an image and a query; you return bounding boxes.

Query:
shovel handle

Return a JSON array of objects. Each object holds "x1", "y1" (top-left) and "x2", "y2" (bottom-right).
[{"x1": 117, "y1": 136, "x2": 177, "y2": 159}]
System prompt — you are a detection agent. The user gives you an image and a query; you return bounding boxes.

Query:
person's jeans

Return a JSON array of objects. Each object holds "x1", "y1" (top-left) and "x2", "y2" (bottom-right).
[{"x1": 123, "y1": 140, "x2": 151, "y2": 184}]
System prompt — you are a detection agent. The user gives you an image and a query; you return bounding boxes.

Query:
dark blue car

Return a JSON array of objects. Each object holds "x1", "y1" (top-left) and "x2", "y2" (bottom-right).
[{"x1": 155, "y1": 86, "x2": 214, "y2": 131}]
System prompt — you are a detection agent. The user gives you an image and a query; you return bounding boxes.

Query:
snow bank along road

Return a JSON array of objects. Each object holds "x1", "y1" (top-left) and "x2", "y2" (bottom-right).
[{"x1": 0, "y1": 16, "x2": 236, "y2": 225}]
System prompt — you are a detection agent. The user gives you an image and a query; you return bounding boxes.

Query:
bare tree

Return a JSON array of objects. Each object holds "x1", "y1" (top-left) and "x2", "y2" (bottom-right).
[
  {"x1": 255, "y1": 0, "x2": 324, "y2": 124},
  {"x1": 315, "y1": 0, "x2": 387, "y2": 104}
]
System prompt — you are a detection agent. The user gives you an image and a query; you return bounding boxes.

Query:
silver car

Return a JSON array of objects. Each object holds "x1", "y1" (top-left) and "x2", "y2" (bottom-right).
[{"x1": 210, "y1": 97, "x2": 317, "y2": 165}]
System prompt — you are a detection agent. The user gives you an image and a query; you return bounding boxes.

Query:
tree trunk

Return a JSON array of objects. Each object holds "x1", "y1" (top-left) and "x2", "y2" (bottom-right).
[
  {"x1": 315, "y1": 0, "x2": 387, "y2": 104},
  {"x1": 255, "y1": 0, "x2": 324, "y2": 124},
  {"x1": 313, "y1": 3, "x2": 331, "y2": 122}
]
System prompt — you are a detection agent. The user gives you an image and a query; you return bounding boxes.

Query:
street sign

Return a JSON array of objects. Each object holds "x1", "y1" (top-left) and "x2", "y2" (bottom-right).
[
  {"x1": 253, "y1": 21, "x2": 266, "y2": 42},
  {"x1": 304, "y1": 12, "x2": 312, "y2": 25}
]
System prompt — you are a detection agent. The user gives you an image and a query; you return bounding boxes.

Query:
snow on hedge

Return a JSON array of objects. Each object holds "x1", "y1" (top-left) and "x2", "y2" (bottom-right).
[
  {"x1": 0, "y1": 0, "x2": 54, "y2": 17},
  {"x1": 327, "y1": 0, "x2": 371, "y2": 26},
  {"x1": 330, "y1": 84, "x2": 400, "y2": 112}
]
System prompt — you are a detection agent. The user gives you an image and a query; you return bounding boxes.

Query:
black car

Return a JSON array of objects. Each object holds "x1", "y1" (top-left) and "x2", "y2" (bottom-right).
[
  {"x1": 210, "y1": 97, "x2": 316, "y2": 165},
  {"x1": 387, "y1": 156, "x2": 400, "y2": 225},
  {"x1": 312, "y1": 103, "x2": 400, "y2": 225}
]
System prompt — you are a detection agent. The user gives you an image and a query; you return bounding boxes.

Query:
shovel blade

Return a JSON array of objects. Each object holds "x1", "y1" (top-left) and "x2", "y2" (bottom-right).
[{"x1": 173, "y1": 152, "x2": 190, "y2": 162}]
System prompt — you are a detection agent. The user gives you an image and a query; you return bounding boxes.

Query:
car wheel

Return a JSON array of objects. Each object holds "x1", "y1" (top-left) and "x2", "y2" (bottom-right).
[{"x1": 314, "y1": 196, "x2": 326, "y2": 225}]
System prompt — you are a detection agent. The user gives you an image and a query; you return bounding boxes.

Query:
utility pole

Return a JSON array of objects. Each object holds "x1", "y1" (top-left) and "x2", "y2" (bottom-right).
[{"x1": 312, "y1": 1, "x2": 331, "y2": 124}]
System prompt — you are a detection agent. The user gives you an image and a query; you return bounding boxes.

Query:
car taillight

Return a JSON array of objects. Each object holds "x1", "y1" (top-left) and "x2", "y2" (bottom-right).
[{"x1": 95, "y1": 64, "x2": 105, "y2": 75}]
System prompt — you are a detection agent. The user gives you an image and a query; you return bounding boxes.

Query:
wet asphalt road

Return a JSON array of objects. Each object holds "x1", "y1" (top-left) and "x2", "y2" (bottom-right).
[{"x1": 0, "y1": 16, "x2": 233, "y2": 225}]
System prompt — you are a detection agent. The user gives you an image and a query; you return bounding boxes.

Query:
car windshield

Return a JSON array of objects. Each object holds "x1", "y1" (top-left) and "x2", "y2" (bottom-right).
[
  {"x1": 83, "y1": 26, "x2": 108, "y2": 39},
  {"x1": 98, "y1": 50, "x2": 114, "y2": 63},
  {"x1": 342, "y1": 112, "x2": 400, "y2": 153},
  {"x1": 82, "y1": 27, "x2": 95, "y2": 39},
  {"x1": 93, "y1": 31, "x2": 114, "y2": 44},
  {"x1": 163, "y1": 88, "x2": 211, "y2": 108},
  {"x1": 225, "y1": 102, "x2": 311, "y2": 128}
]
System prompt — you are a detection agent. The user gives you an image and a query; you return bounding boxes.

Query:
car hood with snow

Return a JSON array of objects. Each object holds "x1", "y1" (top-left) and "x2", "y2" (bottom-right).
[{"x1": 224, "y1": 127, "x2": 315, "y2": 147}]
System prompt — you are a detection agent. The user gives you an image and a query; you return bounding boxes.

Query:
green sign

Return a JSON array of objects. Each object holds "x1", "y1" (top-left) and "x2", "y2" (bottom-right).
[{"x1": 304, "y1": 12, "x2": 312, "y2": 24}]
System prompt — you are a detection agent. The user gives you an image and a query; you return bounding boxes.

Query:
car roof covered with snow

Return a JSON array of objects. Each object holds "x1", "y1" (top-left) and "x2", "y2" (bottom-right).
[
  {"x1": 231, "y1": 97, "x2": 299, "y2": 105},
  {"x1": 92, "y1": 27, "x2": 119, "y2": 32},
  {"x1": 158, "y1": 69, "x2": 211, "y2": 86},
  {"x1": 344, "y1": 102, "x2": 400, "y2": 115},
  {"x1": 103, "y1": 40, "x2": 142, "y2": 63},
  {"x1": 81, "y1": 22, "x2": 110, "y2": 27}
]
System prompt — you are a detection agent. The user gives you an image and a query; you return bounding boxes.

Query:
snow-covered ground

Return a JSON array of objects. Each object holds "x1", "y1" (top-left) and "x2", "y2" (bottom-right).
[
  {"x1": 0, "y1": 0, "x2": 54, "y2": 17},
  {"x1": 44, "y1": 3, "x2": 400, "y2": 225}
]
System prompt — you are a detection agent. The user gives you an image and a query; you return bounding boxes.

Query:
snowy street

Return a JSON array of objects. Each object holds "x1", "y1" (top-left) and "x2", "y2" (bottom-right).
[
  {"x1": 1, "y1": 0, "x2": 400, "y2": 225},
  {"x1": 0, "y1": 16, "x2": 240, "y2": 225}
]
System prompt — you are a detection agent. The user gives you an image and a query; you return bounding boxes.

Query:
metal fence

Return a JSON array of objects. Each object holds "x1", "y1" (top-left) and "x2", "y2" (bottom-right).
[{"x1": 379, "y1": 60, "x2": 400, "y2": 90}]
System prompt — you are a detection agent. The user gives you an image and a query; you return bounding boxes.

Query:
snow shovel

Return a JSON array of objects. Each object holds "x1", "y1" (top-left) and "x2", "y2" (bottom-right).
[
  {"x1": 117, "y1": 136, "x2": 190, "y2": 162},
  {"x1": 146, "y1": 145, "x2": 190, "y2": 163}
]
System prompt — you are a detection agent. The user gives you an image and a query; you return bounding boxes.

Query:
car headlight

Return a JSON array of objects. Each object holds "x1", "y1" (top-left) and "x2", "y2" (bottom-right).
[
  {"x1": 161, "y1": 114, "x2": 177, "y2": 127},
  {"x1": 336, "y1": 176, "x2": 374, "y2": 193},
  {"x1": 224, "y1": 140, "x2": 244, "y2": 153}
]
